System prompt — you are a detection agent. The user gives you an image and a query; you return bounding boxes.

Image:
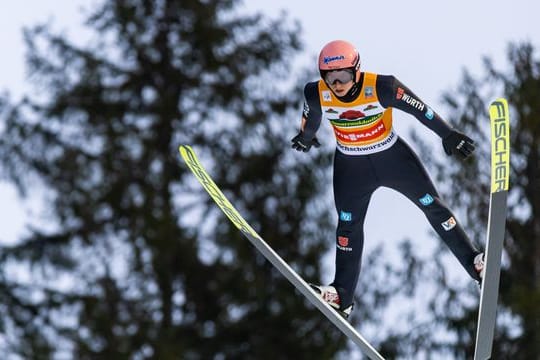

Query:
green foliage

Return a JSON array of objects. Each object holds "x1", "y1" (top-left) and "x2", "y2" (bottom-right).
[
  {"x1": 0, "y1": 0, "x2": 349, "y2": 358},
  {"x1": 407, "y1": 42, "x2": 540, "y2": 359},
  {"x1": 5, "y1": 1, "x2": 537, "y2": 359}
]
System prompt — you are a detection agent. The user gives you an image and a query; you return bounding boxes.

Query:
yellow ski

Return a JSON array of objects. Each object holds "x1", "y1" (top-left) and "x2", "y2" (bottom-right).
[{"x1": 179, "y1": 145, "x2": 385, "y2": 360}]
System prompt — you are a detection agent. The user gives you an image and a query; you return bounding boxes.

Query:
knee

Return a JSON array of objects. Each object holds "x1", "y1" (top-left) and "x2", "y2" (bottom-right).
[
  {"x1": 417, "y1": 194, "x2": 461, "y2": 231},
  {"x1": 418, "y1": 194, "x2": 451, "y2": 217}
]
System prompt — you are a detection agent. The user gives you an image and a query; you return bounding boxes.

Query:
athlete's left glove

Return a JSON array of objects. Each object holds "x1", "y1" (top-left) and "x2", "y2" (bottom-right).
[
  {"x1": 442, "y1": 130, "x2": 475, "y2": 160},
  {"x1": 291, "y1": 131, "x2": 321, "y2": 152}
]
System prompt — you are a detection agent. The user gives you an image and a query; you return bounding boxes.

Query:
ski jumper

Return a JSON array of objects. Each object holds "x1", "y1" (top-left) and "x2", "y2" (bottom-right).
[{"x1": 301, "y1": 72, "x2": 481, "y2": 307}]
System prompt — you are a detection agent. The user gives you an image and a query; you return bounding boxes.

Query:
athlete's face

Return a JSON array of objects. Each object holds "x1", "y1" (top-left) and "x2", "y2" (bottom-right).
[
  {"x1": 328, "y1": 79, "x2": 354, "y2": 97},
  {"x1": 323, "y1": 69, "x2": 355, "y2": 96}
]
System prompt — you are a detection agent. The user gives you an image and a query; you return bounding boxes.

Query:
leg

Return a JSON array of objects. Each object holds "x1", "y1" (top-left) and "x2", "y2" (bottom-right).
[
  {"x1": 331, "y1": 151, "x2": 377, "y2": 307},
  {"x1": 376, "y1": 139, "x2": 482, "y2": 281}
]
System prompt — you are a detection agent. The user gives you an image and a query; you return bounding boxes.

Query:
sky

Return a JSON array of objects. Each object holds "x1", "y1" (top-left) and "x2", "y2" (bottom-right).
[
  {"x1": 246, "y1": 0, "x2": 539, "y2": 273},
  {"x1": 0, "y1": 1, "x2": 537, "y2": 358},
  {"x1": 3, "y1": 0, "x2": 538, "y2": 255}
]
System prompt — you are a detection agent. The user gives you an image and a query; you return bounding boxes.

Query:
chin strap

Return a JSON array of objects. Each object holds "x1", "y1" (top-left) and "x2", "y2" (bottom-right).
[{"x1": 336, "y1": 81, "x2": 361, "y2": 102}]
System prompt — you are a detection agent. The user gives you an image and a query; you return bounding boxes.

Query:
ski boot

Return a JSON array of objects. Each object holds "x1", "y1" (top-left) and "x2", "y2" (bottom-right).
[
  {"x1": 474, "y1": 253, "x2": 485, "y2": 289},
  {"x1": 310, "y1": 284, "x2": 353, "y2": 319}
]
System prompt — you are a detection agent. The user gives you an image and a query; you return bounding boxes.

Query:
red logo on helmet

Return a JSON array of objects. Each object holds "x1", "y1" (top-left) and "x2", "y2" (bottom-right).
[{"x1": 338, "y1": 236, "x2": 349, "y2": 247}]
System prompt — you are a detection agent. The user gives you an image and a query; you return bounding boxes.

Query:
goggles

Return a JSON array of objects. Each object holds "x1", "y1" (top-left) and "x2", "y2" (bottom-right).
[{"x1": 324, "y1": 69, "x2": 355, "y2": 85}]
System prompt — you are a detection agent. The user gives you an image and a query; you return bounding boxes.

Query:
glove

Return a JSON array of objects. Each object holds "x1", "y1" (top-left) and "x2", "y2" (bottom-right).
[
  {"x1": 291, "y1": 132, "x2": 321, "y2": 152},
  {"x1": 442, "y1": 130, "x2": 475, "y2": 159}
]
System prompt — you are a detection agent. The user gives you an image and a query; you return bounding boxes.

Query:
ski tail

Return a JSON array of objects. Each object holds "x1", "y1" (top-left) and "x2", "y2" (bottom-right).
[{"x1": 474, "y1": 98, "x2": 510, "y2": 360}]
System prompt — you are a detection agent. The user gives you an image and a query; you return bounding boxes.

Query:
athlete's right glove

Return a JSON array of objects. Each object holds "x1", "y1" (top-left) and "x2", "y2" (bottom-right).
[
  {"x1": 291, "y1": 132, "x2": 321, "y2": 152},
  {"x1": 442, "y1": 130, "x2": 475, "y2": 160}
]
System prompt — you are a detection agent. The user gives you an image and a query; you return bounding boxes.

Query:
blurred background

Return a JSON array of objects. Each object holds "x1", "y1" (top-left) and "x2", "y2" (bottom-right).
[{"x1": 0, "y1": 1, "x2": 538, "y2": 359}]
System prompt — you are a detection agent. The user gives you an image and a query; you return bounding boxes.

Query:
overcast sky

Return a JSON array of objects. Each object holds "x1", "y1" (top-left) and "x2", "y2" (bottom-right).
[
  {"x1": 0, "y1": 0, "x2": 538, "y2": 270},
  {"x1": 0, "y1": 2, "x2": 537, "y2": 358}
]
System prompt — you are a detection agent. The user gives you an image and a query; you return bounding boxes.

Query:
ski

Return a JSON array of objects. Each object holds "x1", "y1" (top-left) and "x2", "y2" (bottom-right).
[
  {"x1": 474, "y1": 98, "x2": 511, "y2": 360},
  {"x1": 179, "y1": 145, "x2": 385, "y2": 360}
]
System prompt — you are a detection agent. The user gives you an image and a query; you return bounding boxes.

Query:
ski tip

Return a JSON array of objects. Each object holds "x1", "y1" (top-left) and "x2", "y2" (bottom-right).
[
  {"x1": 178, "y1": 144, "x2": 191, "y2": 153},
  {"x1": 178, "y1": 145, "x2": 194, "y2": 161},
  {"x1": 489, "y1": 98, "x2": 508, "y2": 110},
  {"x1": 488, "y1": 97, "x2": 510, "y2": 194}
]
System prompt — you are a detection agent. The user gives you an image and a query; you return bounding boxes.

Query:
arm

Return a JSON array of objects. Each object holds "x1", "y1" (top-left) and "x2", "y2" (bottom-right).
[
  {"x1": 292, "y1": 82, "x2": 322, "y2": 152},
  {"x1": 377, "y1": 75, "x2": 474, "y2": 159},
  {"x1": 300, "y1": 82, "x2": 322, "y2": 138},
  {"x1": 376, "y1": 75, "x2": 452, "y2": 138}
]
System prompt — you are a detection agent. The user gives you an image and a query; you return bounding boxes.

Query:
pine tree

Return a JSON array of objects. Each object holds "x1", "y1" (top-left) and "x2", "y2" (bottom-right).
[
  {"x1": 399, "y1": 42, "x2": 540, "y2": 359},
  {"x1": 0, "y1": 1, "x2": 350, "y2": 358}
]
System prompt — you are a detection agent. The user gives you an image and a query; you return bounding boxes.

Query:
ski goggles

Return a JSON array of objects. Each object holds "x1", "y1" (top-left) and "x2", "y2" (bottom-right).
[{"x1": 323, "y1": 69, "x2": 355, "y2": 85}]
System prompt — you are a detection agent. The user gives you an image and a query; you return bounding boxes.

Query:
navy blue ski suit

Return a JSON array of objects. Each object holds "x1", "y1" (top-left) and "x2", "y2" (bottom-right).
[{"x1": 298, "y1": 72, "x2": 481, "y2": 307}]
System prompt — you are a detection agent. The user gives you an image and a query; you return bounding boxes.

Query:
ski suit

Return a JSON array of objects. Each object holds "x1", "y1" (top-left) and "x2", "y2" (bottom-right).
[{"x1": 301, "y1": 72, "x2": 481, "y2": 307}]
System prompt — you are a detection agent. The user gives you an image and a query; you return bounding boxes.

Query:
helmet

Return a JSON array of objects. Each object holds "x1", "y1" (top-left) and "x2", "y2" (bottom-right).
[{"x1": 318, "y1": 40, "x2": 361, "y2": 80}]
